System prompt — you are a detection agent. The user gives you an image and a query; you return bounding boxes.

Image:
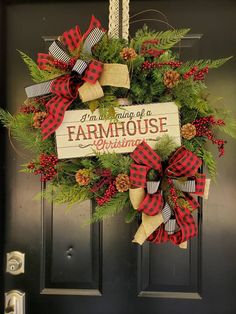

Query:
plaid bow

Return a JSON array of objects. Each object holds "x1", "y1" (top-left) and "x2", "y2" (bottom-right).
[
  {"x1": 130, "y1": 141, "x2": 206, "y2": 246},
  {"x1": 25, "y1": 16, "x2": 105, "y2": 139}
]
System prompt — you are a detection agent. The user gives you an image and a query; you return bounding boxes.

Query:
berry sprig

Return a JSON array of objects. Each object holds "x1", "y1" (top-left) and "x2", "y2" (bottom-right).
[
  {"x1": 142, "y1": 60, "x2": 183, "y2": 70},
  {"x1": 96, "y1": 181, "x2": 117, "y2": 206},
  {"x1": 141, "y1": 39, "x2": 165, "y2": 58},
  {"x1": 20, "y1": 104, "x2": 40, "y2": 114},
  {"x1": 183, "y1": 66, "x2": 198, "y2": 79},
  {"x1": 27, "y1": 153, "x2": 58, "y2": 182},
  {"x1": 193, "y1": 116, "x2": 226, "y2": 157},
  {"x1": 183, "y1": 66, "x2": 209, "y2": 81},
  {"x1": 194, "y1": 66, "x2": 209, "y2": 81},
  {"x1": 168, "y1": 178, "x2": 180, "y2": 211}
]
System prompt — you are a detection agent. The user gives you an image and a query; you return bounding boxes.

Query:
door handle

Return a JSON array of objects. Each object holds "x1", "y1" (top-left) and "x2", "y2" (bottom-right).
[{"x1": 5, "y1": 291, "x2": 25, "y2": 314}]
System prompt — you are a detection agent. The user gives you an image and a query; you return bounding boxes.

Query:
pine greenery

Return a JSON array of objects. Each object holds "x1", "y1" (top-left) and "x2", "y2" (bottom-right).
[
  {"x1": 131, "y1": 26, "x2": 190, "y2": 51},
  {"x1": 18, "y1": 50, "x2": 65, "y2": 83},
  {"x1": 178, "y1": 56, "x2": 233, "y2": 74},
  {"x1": 39, "y1": 183, "x2": 92, "y2": 206},
  {"x1": 125, "y1": 206, "x2": 138, "y2": 223},
  {"x1": 0, "y1": 108, "x2": 54, "y2": 155},
  {"x1": 92, "y1": 35, "x2": 126, "y2": 63},
  {"x1": 154, "y1": 135, "x2": 178, "y2": 160},
  {"x1": 91, "y1": 192, "x2": 129, "y2": 223},
  {"x1": 196, "y1": 147, "x2": 217, "y2": 180},
  {"x1": 97, "y1": 152, "x2": 133, "y2": 175}
]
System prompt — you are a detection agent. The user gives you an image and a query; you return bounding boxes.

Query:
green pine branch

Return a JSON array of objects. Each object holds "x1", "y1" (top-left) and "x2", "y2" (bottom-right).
[
  {"x1": 97, "y1": 152, "x2": 132, "y2": 175},
  {"x1": 155, "y1": 28, "x2": 190, "y2": 49},
  {"x1": 178, "y1": 56, "x2": 233, "y2": 74},
  {"x1": 124, "y1": 206, "x2": 138, "y2": 224},
  {"x1": 18, "y1": 50, "x2": 65, "y2": 83},
  {"x1": 0, "y1": 108, "x2": 54, "y2": 155},
  {"x1": 93, "y1": 35, "x2": 126, "y2": 63},
  {"x1": 196, "y1": 147, "x2": 217, "y2": 180},
  {"x1": 131, "y1": 26, "x2": 190, "y2": 51},
  {"x1": 39, "y1": 183, "x2": 92, "y2": 207},
  {"x1": 213, "y1": 108, "x2": 236, "y2": 139},
  {"x1": 91, "y1": 192, "x2": 129, "y2": 223},
  {"x1": 154, "y1": 135, "x2": 178, "y2": 160}
]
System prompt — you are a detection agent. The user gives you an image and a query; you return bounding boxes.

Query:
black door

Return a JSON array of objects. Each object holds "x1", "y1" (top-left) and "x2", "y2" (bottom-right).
[{"x1": 2, "y1": 1, "x2": 236, "y2": 314}]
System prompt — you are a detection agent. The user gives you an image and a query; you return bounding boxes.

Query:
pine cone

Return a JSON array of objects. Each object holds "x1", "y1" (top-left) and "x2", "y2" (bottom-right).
[
  {"x1": 181, "y1": 123, "x2": 197, "y2": 140},
  {"x1": 163, "y1": 70, "x2": 180, "y2": 88},
  {"x1": 115, "y1": 174, "x2": 131, "y2": 192},
  {"x1": 120, "y1": 48, "x2": 137, "y2": 61},
  {"x1": 75, "y1": 169, "x2": 91, "y2": 186},
  {"x1": 33, "y1": 111, "x2": 47, "y2": 128}
]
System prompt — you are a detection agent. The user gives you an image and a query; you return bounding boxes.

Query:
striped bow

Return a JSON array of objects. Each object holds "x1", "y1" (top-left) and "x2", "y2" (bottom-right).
[{"x1": 130, "y1": 141, "x2": 206, "y2": 246}]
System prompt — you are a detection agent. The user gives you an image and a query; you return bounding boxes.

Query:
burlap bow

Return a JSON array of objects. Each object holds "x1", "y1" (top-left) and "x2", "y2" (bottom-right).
[
  {"x1": 129, "y1": 141, "x2": 206, "y2": 247},
  {"x1": 25, "y1": 16, "x2": 130, "y2": 139}
]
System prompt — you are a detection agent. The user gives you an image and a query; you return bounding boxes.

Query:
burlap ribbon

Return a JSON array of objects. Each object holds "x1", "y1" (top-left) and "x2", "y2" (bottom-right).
[
  {"x1": 129, "y1": 141, "x2": 206, "y2": 247},
  {"x1": 25, "y1": 16, "x2": 130, "y2": 139}
]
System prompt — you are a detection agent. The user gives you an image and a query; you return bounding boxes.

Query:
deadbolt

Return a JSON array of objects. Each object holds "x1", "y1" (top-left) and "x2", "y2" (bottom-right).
[{"x1": 6, "y1": 252, "x2": 25, "y2": 275}]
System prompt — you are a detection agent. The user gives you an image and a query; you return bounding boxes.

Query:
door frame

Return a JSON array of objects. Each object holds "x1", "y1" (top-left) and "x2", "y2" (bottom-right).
[{"x1": 0, "y1": 1, "x2": 6, "y2": 313}]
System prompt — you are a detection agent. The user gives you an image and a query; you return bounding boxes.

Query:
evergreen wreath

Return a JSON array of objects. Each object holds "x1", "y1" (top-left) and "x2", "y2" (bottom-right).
[{"x1": 1, "y1": 16, "x2": 235, "y2": 247}]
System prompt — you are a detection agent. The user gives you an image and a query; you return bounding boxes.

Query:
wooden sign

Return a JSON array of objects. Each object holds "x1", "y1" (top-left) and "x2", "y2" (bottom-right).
[{"x1": 55, "y1": 102, "x2": 181, "y2": 159}]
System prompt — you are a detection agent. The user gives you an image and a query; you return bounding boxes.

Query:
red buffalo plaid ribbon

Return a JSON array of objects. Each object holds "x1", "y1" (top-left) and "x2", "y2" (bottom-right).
[
  {"x1": 40, "y1": 74, "x2": 81, "y2": 139},
  {"x1": 25, "y1": 16, "x2": 106, "y2": 139},
  {"x1": 130, "y1": 141, "x2": 206, "y2": 246}
]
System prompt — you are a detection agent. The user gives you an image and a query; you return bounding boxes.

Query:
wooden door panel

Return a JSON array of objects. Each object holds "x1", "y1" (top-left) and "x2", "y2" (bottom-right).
[{"x1": 41, "y1": 200, "x2": 102, "y2": 295}]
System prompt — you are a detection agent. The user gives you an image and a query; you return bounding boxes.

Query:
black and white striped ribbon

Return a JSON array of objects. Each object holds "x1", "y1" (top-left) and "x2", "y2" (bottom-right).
[
  {"x1": 72, "y1": 59, "x2": 88, "y2": 75},
  {"x1": 165, "y1": 218, "x2": 178, "y2": 235},
  {"x1": 49, "y1": 40, "x2": 71, "y2": 64},
  {"x1": 162, "y1": 202, "x2": 178, "y2": 235},
  {"x1": 82, "y1": 28, "x2": 105, "y2": 55},
  {"x1": 162, "y1": 202, "x2": 172, "y2": 223},
  {"x1": 25, "y1": 80, "x2": 54, "y2": 98},
  {"x1": 173, "y1": 179, "x2": 196, "y2": 193}
]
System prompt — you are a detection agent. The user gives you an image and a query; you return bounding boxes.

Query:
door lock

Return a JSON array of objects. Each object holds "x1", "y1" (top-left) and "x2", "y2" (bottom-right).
[
  {"x1": 6, "y1": 252, "x2": 25, "y2": 275},
  {"x1": 5, "y1": 290, "x2": 25, "y2": 314}
]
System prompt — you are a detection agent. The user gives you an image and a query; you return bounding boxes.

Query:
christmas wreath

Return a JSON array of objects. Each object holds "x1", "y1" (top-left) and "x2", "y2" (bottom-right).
[{"x1": 1, "y1": 15, "x2": 235, "y2": 247}]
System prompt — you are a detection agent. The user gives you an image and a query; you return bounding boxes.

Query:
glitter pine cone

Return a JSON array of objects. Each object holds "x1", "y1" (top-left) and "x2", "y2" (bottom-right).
[
  {"x1": 33, "y1": 111, "x2": 48, "y2": 129},
  {"x1": 163, "y1": 70, "x2": 180, "y2": 88},
  {"x1": 120, "y1": 47, "x2": 137, "y2": 61},
  {"x1": 181, "y1": 123, "x2": 197, "y2": 140},
  {"x1": 115, "y1": 174, "x2": 131, "y2": 192},
  {"x1": 75, "y1": 169, "x2": 92, "y2": 186}
]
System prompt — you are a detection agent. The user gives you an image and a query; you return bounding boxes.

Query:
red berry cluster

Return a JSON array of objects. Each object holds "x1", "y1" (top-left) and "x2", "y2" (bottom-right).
[
  {"x1": 168, "y1": 178, "x2": 180, "y2": 211},
  {"x1": 96, "y1": 181, "x2": 117, "y2": 206},
  {"x1": 183, "y1": 66, "x2": 198, "y2": 79},
  {"x1": 194, "y1": 67, "x2": 209, "y2": 81},
  {"x1": 193, "y1": 116, "x2": 226, "y2": 157},
  {"x1": 20, "y1": 105, "x2": 40, "y2": 114},
  {"x1": 141, "y1": 39, "x2": 165, "y2": 58},
  {"x1": 144, "y1": 48, "x2": 165, "y2": 58},
  {"x1": 53, "y1": 58, "x2": 76, "y2": 71},
  {"x1": 33, "y1": 97, "x2": 49, "y2": 107},
  {"x1": 27, "y1": 153, "x2": 58, "y2": 182},
  {"x1": 183, "y1": 66, "x2": 209, "y2": 81},
  {"x1": 142, "y1": 60, "x2": 182, "y2": 70}
]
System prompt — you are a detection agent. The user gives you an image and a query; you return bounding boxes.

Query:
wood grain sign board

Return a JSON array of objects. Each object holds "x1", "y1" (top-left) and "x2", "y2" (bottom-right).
[{"x1": 55, "y1": 102, "x2": 181, "y2": 159}]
